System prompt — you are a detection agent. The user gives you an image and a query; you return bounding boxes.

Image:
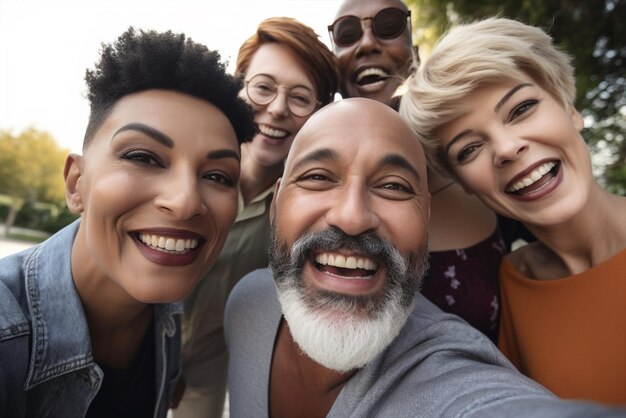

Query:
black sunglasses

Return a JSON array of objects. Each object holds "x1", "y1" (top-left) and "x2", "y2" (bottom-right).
[{"x1": 328, "y1": 7, "x2": 411, "y2": 48}]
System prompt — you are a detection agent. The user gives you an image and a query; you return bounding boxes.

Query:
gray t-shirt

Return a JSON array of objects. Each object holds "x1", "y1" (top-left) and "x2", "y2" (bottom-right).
[{"x1": 224, "y1": 268, "x2": 626, "y2": 418}]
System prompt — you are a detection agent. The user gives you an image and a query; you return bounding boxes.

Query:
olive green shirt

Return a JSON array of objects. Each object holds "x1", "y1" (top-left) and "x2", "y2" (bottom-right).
[{"x1": 180, "y1": 185, "x2": 274, "y2": 408}]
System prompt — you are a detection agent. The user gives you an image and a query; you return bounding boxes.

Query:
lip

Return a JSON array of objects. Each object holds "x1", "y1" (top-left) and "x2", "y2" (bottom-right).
[
  {"x1": 351, "y1": 65, "x2": 392, "y2": 94},
  {"x1": 256, "y1": 123, "x2": 291, "y2": 146},
  {"x1": 132, "y1": 228, "x2": 206, "y2": 267},
  {"x1": 305, "y1": 251, "x2": 386, "y2": 296},
  {"x1": 505, "y1": 159, "x2": 562, "y2": 202}
]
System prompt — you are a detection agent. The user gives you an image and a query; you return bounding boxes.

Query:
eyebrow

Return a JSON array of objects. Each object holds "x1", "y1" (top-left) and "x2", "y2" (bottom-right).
[
  {"x1": 252, "y1": 73, "x2": 315, "y2": 92},
  {"x1": 379, "y1": 154, "x2": 421, "y2": 184},
  {"x1": 445, "y1": 83, "x2": 533, "y2": 154},
  {"x1": 112, "y1": 122, "x2": 240, "y2": 162},
  {"x1": 290, "y1": 147, "x2": 339, "y2": 172},
  {"x1": 494, "y1": 83, "x2": 532, "y2": 112},
  {"x1": 206, "y1": 149, "x2": 240, "y2": 162},
  {"x1": 445, "y1": 129, "x2": 472, "y2": 154},
  {"x1": 290, "y1": 148, "x2": 421, "y2": 183},
  {"x1": 112, "y1": 123, "x2": 173, "y2": 148}
]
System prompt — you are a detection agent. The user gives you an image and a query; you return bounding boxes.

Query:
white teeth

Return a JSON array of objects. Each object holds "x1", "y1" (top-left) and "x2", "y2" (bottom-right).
[
  {"x1": 258, "y1": 124, "x2": 288, "y2": 139},
  {"x1": 138, "y1": 233, "x2": 199, "y2": 253},
  {"x1": 356, "y1": 67, "x2": 390, "y2": 83},
  {"x1": 314, "y1": 252, "x2": 378, "y2": 271},
  {"x1": 507, "y1": 162, "x2": 556, "y2": 192}
]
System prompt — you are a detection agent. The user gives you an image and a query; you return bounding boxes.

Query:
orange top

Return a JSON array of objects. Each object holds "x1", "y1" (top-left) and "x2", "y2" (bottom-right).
[{"x1": 498, "y1": 248, "x2": 626, "y2": 405}]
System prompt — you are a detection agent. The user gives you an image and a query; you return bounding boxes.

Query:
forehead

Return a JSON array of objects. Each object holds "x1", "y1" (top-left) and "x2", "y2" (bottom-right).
[
  {"x1": 244, "y1": 43, "x2": 314, "y2": 87},
  {"x1": 336, "y1": 0, "x2": 407, "y2": 18},
  {"x1": 286, "y1": 105, "x2": 425, "y2": 176},
  {"x1": 89, "y1": 90, "x2": 239, "y2": 151}
]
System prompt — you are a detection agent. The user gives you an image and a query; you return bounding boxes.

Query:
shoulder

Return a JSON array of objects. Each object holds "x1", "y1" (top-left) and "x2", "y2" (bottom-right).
[
  {"x1": 400, "y1": 293, "x2": 504, "y2": 361},
  {"x1": 0, "y1": 252, "x2": 32, "y2": 339},
  {"x1": 505, "y1": 241, "x2": 565, "y2": 279},
  {"x1": 228, "y1": 267, "x2": 275, "y2": 306},
  {"x1": 224, "y1": 268, "x2": 279, "y2": 341},
  {"x1": 0, "y1": 260, "x2": 32, "y2": 412}
]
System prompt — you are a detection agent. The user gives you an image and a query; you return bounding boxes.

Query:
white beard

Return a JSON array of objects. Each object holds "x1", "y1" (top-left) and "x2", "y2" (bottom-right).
[{"x1": 277, "y1": 284, "x2": 416, "y2": 373}]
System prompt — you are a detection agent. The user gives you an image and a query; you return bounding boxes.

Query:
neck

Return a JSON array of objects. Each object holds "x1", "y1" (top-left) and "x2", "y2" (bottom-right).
[
  {"x1": 270, "y1": 318, "x2": 354, "y2": 418},
  {"x1": 239, "y1": 144, "x2": 283, "y2": 205},
  {"x1": 71, "y1": 227, "x2": 153, "y2": 368},
  {"x1": 524, "y1": 186, "x2": 626, "y2": 275}
]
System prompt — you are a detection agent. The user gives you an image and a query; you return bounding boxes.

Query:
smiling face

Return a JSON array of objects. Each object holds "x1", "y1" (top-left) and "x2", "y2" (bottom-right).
[
  {"x1": 269, "y1": 98, "x2": 430, "y2": 371},
  {"x1": 436, "y1": 76, "x2": 591, "y2": 227},
  {"x1": 332, "y1": 0, "x2": 413, "y2": 105},
  {"x1": 65, "y1": 90, "x2": 240, "y2": 304},
  {"x1": 240, "y1": 43, "x2": 319, "y2": 170}
]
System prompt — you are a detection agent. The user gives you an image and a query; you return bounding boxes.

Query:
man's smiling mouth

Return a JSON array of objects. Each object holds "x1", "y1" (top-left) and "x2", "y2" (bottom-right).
[
  {"x1": 355, "y1": 67, "x2": 391, "y2": 86},
  {"x1": 314, "y1": 252, "x2": 378, "y2": 279}
]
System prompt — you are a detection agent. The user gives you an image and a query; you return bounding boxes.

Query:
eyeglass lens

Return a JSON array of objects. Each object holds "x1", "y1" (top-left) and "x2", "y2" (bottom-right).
[
  {"x1": 246, "y1": 74, "x2": 317, "y2": 117},
  {"x1": 330, "y1": 7, "x2": 408, "y2": 47}
]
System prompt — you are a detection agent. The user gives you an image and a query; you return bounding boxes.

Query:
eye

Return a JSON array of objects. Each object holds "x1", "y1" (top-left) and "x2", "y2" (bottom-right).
[
  {"x1": 121, "y1": 149, "x2": 163, "y2": 167},
  {"x1": 508, "y1": 99, "x2": 538, "y2": 122},
  {"x1": 289, "y1": 89, "x2": 314, "y2": 106},
  {"x1": 295, "y1": 170, "x2": 335, "y2": 190},
  {"x1": 381, "y1": 182, "x2": 412, "y2": 192},
  {"x1": 301, "y1": 172, "x2": 330, "y2": 182},
  {"x1": 204, "y1": 171, "x2": 235, "y2": 187},
  {"x1": 375, "y1": 177, "x2": 415, "y2": 200},
  {"x1": 456, "y1": 142, "x2": 483, "y2": 163},
  {"x1": 290, "y1": 94, "x2": 312, "y2": 106},
  {"x1": 251, "y1": 82, "x2": 276, "y2": 98}
]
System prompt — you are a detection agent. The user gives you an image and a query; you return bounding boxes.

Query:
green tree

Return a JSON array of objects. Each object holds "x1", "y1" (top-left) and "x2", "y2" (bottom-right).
[
  {"x1": 0, "y1": 128, "x2": 69, "y2": 235},
  {"x1": 407, "y1": 0, "x2": 625, "y2": 195}
]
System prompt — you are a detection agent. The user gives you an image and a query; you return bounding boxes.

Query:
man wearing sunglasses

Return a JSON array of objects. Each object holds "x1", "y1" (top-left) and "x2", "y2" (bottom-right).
[{"x1": 329, "y1": 0, "x2": 415, "y2": 108}]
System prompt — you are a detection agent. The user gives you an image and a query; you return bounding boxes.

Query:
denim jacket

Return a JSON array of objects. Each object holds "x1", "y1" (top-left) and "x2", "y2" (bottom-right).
[{"x1": 0, "y1": 220, "x2": 182, "y2": 417}]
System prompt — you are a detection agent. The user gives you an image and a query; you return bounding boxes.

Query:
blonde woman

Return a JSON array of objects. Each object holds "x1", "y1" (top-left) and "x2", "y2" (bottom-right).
[{"x1": 400, "y1": 17, "x2": 626, "y2": 405}]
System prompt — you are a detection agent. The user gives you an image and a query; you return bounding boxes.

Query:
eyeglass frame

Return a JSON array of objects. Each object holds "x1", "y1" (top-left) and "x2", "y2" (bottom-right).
[
  {"x1": 327, "y1": 7, "x2": 412, "y2": 48},
  {"x1": 244, "y1": 74, "x2": 321, "y2": 118}
]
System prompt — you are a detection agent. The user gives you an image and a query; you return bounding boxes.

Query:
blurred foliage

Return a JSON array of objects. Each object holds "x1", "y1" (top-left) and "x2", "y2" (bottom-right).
[
  {"x1": 0, "y1": 128, "x2": 76, "y2": 234},
  {"x1": 406, "y1": 0, "x2": 625, "y2": 195},
  {"x1": 0, "y1": 128, "x2": 68, "y2": 204}
]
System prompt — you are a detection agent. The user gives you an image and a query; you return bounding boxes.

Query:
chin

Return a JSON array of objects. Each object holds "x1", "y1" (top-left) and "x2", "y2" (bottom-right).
[{"x1": 278, "y1": 283, "x2": 415, "y2": 373}]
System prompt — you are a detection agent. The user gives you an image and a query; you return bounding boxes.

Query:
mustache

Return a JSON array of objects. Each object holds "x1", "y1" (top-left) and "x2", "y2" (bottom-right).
[{"x1": 270, "y1": 227, "x2": 415, "y2": 281}]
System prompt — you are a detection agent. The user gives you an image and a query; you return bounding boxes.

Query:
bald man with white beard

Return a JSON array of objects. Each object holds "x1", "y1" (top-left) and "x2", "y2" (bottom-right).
[{"x1": 224, "y1": 98, "x2": 626, "y2": 418}]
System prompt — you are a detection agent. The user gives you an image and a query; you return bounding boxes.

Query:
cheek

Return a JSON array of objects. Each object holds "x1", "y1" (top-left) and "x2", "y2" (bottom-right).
[
  {"x1": 274, "y1": 194, "x2": 322, "y2": 241},
  {"x1": 292, "y1": 116, "x2": 309, "y2": 135},
  {"x1": 389, "y1": 44, "x2": 413, "y2": 66},
  {"x1": 208, "y1": 192, "x2": 238, "y2": 229},
  {"x1": 84, "y1": 170, "x2": 150, "y2": 213},
  {"x1": 386, "y1": 206, "x2": 429, "y2": 249}
]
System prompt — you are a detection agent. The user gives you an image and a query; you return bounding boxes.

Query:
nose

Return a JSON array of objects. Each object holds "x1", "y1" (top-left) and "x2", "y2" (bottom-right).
[
  {"x1": 492, "y1": 134, "x2": 529, "y2": 168},
  {"x1": 267, "y1": 89, "x2": 290, "y2": 119},
  {"x1": 153, "y1": 168, "x2": 207, "y2": 220},
  {"x1": 355, "y1": 21, "x2": 380, "y2": 56},
  {"x1": 325, "y1": 179, "x2": 380, "y2": 236}
]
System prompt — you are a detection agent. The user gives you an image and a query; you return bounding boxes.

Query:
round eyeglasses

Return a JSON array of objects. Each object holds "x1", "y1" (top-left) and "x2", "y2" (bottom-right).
[
  {"x1": 328, "y1": 7, "x2": 411, "y2": 48},
  {"x1": 244, "y1": 74, "x2": 320, "y2": 117}
]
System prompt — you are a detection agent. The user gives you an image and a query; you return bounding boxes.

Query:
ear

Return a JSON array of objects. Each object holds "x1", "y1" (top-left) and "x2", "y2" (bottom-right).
[
  {"x1": 570, "y1": 106, "x2": 584, "y2": 132},
  {"x1": 64, "y1": 153, "x2": 84, "y2": 214},
  {"x1": 413, "y1": 45, "x2": 420, "y2": 66},
  {"x1": 269, "y1": 178, "x2": 282, "y2": 225}
]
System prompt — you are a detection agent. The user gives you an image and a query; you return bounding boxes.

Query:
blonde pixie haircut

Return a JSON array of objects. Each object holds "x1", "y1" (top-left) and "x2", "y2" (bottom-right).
[{"x1": 399, "y1": 17, "x2": 576, "y2": 177}]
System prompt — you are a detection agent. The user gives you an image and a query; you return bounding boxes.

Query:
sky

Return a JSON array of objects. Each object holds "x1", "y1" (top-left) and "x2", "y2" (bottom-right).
[{"x1": 0, "y1": 0, "x2": 344, "y2": 154}]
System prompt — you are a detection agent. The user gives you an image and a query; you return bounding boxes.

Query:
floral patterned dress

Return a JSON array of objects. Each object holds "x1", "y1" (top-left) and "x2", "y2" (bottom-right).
[{"x1": 420, "y1": 228, "x2": 507, "y2": 343}]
